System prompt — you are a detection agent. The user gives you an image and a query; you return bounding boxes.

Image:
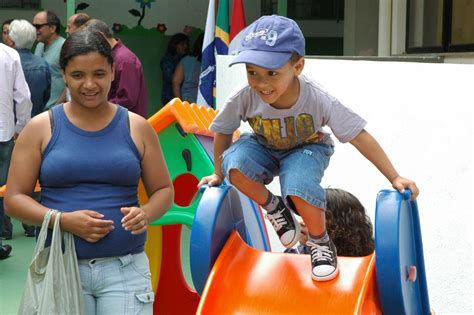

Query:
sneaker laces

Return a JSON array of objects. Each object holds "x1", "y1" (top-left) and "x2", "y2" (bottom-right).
[
  {"x1": 266, "y1": 210, "x2": 287, "y2": 232},
  {"x1": 307, "y1": 240, "x2": 334, "y2": 263}
]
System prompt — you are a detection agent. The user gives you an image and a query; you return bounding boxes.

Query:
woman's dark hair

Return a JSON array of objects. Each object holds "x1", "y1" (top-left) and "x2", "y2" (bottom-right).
[
  {"x1": 166, "y1": 32, "x2": 189, "y2": 55},
  {"x1": 46, "y1": 11, "x2": 61, "y2": 35},
  {"x1": 192, "y1": 33, "x2": 204, "y2": 62},
  {"x1": 325, "y1": 188, "x2": 374, "y2": 256},
  {"x1": 60, "y1": 29, "x2": 113, "y2": 70}
]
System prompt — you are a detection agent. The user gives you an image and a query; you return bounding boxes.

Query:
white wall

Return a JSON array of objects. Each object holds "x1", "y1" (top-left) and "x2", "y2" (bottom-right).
[{"x1": 217, "y1": 55, "x2": 473, "y2": 313}]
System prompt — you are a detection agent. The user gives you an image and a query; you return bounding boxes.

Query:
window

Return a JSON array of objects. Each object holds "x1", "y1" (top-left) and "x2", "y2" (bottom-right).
[
  {"x1": 261, "y1": 0, "x2": 344, "y2": 21},
  {"x1": 406, "y1": 0, "x2": 474, "y2": 53},
  {"x1": 0, "y1": 0, "x2": 40, "y2": 9}
]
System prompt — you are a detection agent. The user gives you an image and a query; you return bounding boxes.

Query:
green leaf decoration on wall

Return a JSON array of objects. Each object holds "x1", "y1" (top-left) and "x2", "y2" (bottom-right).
[
  {"x1": 76, "y1": 2, "x2": 89, "y2": 11},
  {"x1": 129, "y1": 0, "x2": 156, "y2": 26},
  {"x1": 129, "y1": 9, "x2": 141, "y2": 17}
]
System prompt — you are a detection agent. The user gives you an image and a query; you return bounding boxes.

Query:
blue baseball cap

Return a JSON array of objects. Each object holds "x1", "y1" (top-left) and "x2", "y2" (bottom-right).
[{"x1": 229, "y1": 15, "x2": 305, "y2": 70}]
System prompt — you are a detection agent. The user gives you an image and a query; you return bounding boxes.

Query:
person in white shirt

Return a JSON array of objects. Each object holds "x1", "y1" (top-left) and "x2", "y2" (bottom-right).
[{"x1": 0, "y1": 43, "x2": 32, "y2": 259}]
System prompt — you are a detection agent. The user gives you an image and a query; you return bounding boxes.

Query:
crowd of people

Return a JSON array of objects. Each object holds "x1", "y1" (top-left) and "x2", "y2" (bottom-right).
[{"x1": 0, "y1": 12, "x2": 204, "y2": 261}]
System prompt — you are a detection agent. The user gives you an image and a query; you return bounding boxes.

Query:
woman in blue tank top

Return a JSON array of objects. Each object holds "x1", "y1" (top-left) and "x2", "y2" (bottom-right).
[{"x1": 5, "y1": 29, "x2": 174, "y2": 314}]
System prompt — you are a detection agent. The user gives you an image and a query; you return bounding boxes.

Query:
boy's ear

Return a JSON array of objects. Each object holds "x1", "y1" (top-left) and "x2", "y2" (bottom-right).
[{"x1": 294, "y1": 57, "x2": 305, "y2": 75}]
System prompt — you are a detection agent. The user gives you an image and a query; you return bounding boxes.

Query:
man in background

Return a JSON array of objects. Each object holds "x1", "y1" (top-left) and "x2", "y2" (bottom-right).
[
  {"x1": 85, "y1": 19, "x2": 148, "y2": 118},
  {"x1": 32, "y1": 10, "x2": 65, "y2": 110},
  {"x1": 10, "y1": 19, "x2": 51, "y2": 117},
  {"x1": 0, "y1": 20, "x2": 50, "y2": 239},
  {"x1": 66, "y1": 13, "x2": 90, "y2": 35}
]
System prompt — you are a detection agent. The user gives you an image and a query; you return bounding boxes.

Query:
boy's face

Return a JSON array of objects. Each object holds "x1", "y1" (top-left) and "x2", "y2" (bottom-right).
[{"x1": 245, "y1": 57, "x2": 304, "y2": 108}]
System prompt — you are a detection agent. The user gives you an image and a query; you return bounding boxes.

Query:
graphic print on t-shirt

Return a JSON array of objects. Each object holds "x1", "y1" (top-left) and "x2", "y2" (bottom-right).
[{"x1": 248, "y1": 113, "x2": 324, "y2": 149}]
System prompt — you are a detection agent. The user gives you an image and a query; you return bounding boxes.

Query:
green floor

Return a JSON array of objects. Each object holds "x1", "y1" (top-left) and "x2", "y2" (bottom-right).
[
  {"x1": 0, "y1": 220, "x2": 194, "y2": 314},
  {"x1": 0, "y1": 219, "x2": 35, "y2": 315}
]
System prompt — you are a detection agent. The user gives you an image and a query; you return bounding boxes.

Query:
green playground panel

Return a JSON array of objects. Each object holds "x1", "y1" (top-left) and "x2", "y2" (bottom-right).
[{"x1": 150, "y1": 123, "x2": 214, "y2": 227}]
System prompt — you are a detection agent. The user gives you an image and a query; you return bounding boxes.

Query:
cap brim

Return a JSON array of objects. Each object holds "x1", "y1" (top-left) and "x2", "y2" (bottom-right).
[{"x1": 229, "y1": 50, "x2": 292, "y2": 70}]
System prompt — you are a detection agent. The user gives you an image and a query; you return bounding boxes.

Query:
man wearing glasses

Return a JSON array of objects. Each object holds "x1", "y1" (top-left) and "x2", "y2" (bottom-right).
[{"x1": 32, "y1": 11, "x2": 65, "y2": 111}]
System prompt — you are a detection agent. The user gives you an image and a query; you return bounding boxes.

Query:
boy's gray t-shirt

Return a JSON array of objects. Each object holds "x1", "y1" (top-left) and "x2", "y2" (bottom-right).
[{"x1": 210, "y1": 74, "x2": 367, "y2": 150}]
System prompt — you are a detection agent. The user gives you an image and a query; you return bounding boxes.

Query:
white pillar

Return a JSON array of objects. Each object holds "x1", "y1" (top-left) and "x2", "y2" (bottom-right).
[
  {"x1": 391, "y1": 0, "x2": 407, "y2": 55},
  {"x1": 378, "y1": 0, "x2": 392, "y2": 56}
]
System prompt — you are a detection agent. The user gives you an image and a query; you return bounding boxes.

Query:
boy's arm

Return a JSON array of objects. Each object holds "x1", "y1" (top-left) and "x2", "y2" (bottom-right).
[
  {"x1": 198, "y1": 132, "x2": 233, "y2": 187},
  {"x1": 350, "y1": 129, "x2": 419, "y2": 199}
]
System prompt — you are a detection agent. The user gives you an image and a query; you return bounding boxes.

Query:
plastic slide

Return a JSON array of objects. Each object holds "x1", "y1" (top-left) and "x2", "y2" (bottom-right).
[
  {"x1": 198, "y1": 231, "x2": 381, "y2": 314},
  {"x1": 190, "y1": 186, "x2": 431, "y2": 314},
  {"x1": 375, "y1": 190, "x2": 431, "y2": 314}
]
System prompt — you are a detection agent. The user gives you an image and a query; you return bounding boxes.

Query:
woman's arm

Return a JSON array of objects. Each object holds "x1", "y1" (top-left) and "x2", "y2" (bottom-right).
[
  {"x1": 5, "y1": 113, "x2": 114, "y2": 242},
  {"x1": 5, "y1": 114, "x2": 48, "y2": 224},
  {"x1": 172, "y1": 63, "x2": 185, "y2": 99},
  {"x1": 121, "y1": 114, "x2": 174, "y2": 234}
]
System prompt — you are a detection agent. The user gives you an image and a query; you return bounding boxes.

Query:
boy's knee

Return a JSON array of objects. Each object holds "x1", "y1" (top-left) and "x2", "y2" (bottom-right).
[{"x1": 228, "y1": 168, "x2": 244, "y2": 185}]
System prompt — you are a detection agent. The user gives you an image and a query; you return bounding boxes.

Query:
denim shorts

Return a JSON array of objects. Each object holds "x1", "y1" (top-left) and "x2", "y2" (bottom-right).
[
  {"x1": 221, "y1": 133, "x2": 334, "y2": 210},
  {"x1": 78, "y1": 251, "x2": 154, "y2": 315}
]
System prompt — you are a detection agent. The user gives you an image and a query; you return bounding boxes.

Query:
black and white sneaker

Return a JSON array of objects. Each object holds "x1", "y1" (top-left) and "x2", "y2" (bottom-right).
[
  {"x1": 307, "y1": 239, "x2": 339, "y2": 281},
  {"x1": 265, "y1": 197, "x2": 300, "y2": 248}
]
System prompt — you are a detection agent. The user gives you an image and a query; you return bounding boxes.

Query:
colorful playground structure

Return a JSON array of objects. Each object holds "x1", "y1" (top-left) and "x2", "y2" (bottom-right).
[
  {"x1": 141, "y1": 99, "x2": 431, "y2": 314},
  {"x1": 0, "y1": 99, "x2": 431, "y2": 314}
]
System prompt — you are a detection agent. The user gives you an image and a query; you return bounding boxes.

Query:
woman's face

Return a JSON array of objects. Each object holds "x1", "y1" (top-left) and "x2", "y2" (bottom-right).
[
  {"x1": 176, "y1": 40, "x2": 189, "y2": 56},
  {"x1": 63, "y1": 51, "x2": 114, "y2": 109}
]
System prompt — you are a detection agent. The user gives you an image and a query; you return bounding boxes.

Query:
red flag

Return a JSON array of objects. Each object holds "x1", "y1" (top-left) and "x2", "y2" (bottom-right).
[{"x1": 230, "y1": 0, "x2": 246, "y2": 41}]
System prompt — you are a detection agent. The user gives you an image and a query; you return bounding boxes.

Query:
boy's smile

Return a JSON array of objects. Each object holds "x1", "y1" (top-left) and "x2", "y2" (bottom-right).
[{"x1": 246, "y1": 57, "x2": 304, "y2": 109}]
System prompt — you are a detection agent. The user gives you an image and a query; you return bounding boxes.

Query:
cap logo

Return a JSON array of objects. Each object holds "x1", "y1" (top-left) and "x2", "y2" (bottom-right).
[{"x1": 244, "y1": 28, "x2": 278, "y2": 47}]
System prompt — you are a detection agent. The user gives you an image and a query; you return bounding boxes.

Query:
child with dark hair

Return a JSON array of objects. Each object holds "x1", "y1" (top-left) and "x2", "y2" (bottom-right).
[
  {"x1": 5, "y1": 29, "x2": 174, "y2": 314},
  {"x1": 285, "y1": 188, "x2": 374, "y2": 256}
]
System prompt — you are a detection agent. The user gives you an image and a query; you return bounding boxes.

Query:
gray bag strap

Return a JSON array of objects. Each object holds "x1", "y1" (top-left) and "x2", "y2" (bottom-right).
[{"x1": 33, "y1": 209, "x2": 58, "y2": 254}]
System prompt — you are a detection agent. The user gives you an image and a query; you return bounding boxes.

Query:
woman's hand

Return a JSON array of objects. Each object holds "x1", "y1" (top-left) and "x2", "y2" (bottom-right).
[
  {"x1": 121, "y1": 206, "x2": 148, "y2": 235},
  {"x1": 61, "y1": 210, "x2": 114, "y2": 243}
]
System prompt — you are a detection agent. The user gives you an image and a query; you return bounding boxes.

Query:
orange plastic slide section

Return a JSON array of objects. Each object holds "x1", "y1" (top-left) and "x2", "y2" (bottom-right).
[{"x1": 198, "y1": 231, "x2": 381, "y2": 314}]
